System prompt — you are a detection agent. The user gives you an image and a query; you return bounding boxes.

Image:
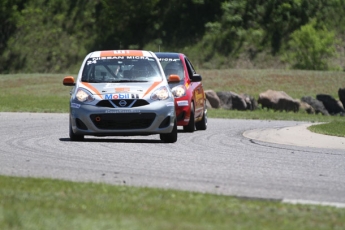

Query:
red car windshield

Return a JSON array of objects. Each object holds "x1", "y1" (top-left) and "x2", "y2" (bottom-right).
[{"x1": 159, "y1": 58, "x2": 184, "y2": 81}]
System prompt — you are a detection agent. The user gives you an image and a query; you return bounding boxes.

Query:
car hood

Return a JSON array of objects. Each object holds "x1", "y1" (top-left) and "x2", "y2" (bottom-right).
[{"x1": 79, "y1": 81, "x2": 164, "y2": 100}]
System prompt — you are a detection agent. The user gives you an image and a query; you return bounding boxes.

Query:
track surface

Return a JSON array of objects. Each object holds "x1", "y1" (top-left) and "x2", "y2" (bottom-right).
[{"x1": 1, "y1": 112, "x2": 344, "y2": 204}]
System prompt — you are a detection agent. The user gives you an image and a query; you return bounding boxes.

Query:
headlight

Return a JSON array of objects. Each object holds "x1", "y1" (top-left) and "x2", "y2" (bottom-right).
[
  {"x1": 75, "y1": 88, "x2": 94, "y2": 102},
  {"x1": 151, "y1": 86, "x2": 170, "y2": 100},
  {"x1": 171, "y1": 85, "x2": 186, "y2": 98}
]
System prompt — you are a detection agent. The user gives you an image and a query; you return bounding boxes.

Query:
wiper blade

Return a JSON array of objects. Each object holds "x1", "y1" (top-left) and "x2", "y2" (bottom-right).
[
  {"x1": 110, "y1": 80, "x2": 148, "y2": 83},
  {"x1": 82, "y1": 80, "x2": 102, "y2": 83}
]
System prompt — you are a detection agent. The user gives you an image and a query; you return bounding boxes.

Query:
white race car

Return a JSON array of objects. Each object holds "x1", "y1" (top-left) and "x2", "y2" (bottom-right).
[{"x1": 63, "y1": 50, "x2": 179, "y2": 143}]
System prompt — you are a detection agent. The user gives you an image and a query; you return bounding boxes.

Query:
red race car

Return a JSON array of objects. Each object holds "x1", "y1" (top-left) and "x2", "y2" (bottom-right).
[{"x1": 155, "y1": 52, "x2": 207, "y2": 132}]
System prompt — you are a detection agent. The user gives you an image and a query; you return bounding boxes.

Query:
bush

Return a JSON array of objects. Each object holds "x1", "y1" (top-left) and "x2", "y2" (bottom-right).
[{"x1": 284, "y1": 20, "x2": 340, "y2": 70}]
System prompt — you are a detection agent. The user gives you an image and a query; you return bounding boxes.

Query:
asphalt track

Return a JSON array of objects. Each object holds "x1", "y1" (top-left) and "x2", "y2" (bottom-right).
[{"x1": 1, "y1": 112, "x2": 345, "y2": 207}]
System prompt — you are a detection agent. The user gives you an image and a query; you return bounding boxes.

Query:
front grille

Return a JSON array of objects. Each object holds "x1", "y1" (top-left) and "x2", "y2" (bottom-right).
[
  {"x1": 96, "y1": 99, "x2": 149, "y2": 108},
  {"x1": 90, "y1": 113, "x2": 156, "y2": 130}
]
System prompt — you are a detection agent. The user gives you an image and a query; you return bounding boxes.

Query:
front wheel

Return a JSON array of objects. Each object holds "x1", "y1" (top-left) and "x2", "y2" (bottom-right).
[
  {"x1": 183, "y1": 103, "x2": 195, "y2": 132},
  {"x1": 195, "y1": 106, "x2": 207, "y2": 130},
  {"x1": 160, "y1": 119, "x2": 177, "y2": 143},
  {"x1": 69, "y1": 119, "x2": 84, "y2": 141}
]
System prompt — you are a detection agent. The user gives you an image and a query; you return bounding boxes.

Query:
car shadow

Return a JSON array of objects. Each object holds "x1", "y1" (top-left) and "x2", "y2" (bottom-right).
[
  {"x1": 58, "y1": 127, "x2": 196, "y2": 143},
  {"x1": 59, "y1": 137, "x2": 165, "y2": 144}
]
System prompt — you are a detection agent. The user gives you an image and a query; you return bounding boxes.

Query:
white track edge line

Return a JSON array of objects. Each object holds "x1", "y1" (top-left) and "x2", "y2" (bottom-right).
[{"x1": 282, "y1": 199, "x2": 345, "y2": 208}]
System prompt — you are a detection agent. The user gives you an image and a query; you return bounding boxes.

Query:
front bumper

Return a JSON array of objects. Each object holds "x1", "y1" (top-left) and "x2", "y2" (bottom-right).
[
  {"x1": 70, "y1": 100, "x2": 176, "y2": 136},
  {"x1": 175, "y1": 99, "x2": 190, "y2": 126}
]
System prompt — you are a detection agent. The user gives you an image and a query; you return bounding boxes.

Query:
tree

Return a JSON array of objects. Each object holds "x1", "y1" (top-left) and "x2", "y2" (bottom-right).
[
  {"x1": 0, "y1": 0, "x2": 26, "y2": 73},
  {"x1": 2, "y1": 0, "x2": 97, "y2": 73},
  {"x1": 285, "y1": 20, "x2": 339, "y2": 70}
]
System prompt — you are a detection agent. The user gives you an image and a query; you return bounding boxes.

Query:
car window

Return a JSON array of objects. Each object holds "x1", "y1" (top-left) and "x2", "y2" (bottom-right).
[
  {"x1": 184, "y1": 57, "x2": 196, "y2": 79},
  {"x1": 159, "y1": 58, "x2": 184, "y2": 81},
  {"x1": 81, "y1": 57, "x2": 162, "y2": 83}
]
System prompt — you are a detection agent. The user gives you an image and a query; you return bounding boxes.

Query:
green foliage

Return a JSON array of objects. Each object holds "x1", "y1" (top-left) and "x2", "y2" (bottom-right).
[
  {"x1": 0, "y1": 0, "x2": 26, "y2": 73},
  {"x1": 1, "y1": 0, "x2": 345, "y2": 73},
  {"x1": 2, "y1": 0, "x2": 97, "y2": 73},
  {"x1": 285, "y1": 20, "x2": 340, "y2": 70}
]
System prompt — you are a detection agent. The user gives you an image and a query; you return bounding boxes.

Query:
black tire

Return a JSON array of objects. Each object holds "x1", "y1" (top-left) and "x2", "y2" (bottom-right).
[
  {"x1": 69, "y1": 120, "x2": 84, "y2": 141},
  {"x1": 160, "y1": 119, "x2": 177, "y2": 143},
  {"x1": 183, "y1": 103, "x2": 195, "y2": 132},
  {"x1": 195, "y1": 107, "x2": 207, "y2": 130}
]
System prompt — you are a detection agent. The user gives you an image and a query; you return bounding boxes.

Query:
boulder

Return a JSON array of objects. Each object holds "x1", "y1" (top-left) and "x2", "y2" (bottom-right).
[
  {"x1": 205, "y1": 98, "x2": 212, "y2": 109},
  {"x1": 241, "y1": 93, "x2": 258, "y2": 111},
  {"x1": 205, "y1": 90, "x2": 220, "y2": 109},
  {"x1": 230, "y1": 92, "x2": 247, "y2": 110},
  {"x1": 316, "y1": 94, "x2": 345, "y2": 115},
  {"x1": 338, "y1": 88, "x2": 345, "y2": 108},
  {"x1": 297, "y1": 99, "x2": 315, "y2": 114},
  {"x1": 216, "y1": 91, "x2": 233, "y2": 109},
  {"x1": 216, "y1": 91, "x2": 254, "y2": 110},
  {"x1": 301, "y1": 96, "x2": 329, "y2": 115},
  {"x1": 258, "y1": 90, "x2": 299, "y2": 112}
]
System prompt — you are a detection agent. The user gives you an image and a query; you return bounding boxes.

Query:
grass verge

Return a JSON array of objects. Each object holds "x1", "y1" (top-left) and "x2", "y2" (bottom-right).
[
  {"x1": 1, "y1": 72, "x2": 345, "y2": 228},
  {"x1": 1, "y1": 175, "x2": 345, "y2": 230},
  {"x1": 308, "y1": 121, "x2": 345, "y2": 137}
]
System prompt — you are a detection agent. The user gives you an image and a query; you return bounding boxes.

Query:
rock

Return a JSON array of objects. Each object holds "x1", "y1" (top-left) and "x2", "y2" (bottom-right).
[
  {"x1": 216, "y1": 91, "x2": 233, "y2": 109},
  {"x1": 205, "y1": 90, "x2": 220, "y2": 109},
  {"x1": 229, "y1": 92, "x2": 247, "y2": 111},
  {"x1": 241, "y1": 93, "x2": 258, "y2": 111},
  {"x1": 301, "y1": 96, "x2": 329, "y2": 115},
  {"x1": 338, "y1": 88, "x2": 345, "y2": 108},
  {"x1": 297, "y1": 99, "x2": 315, "y2": 114},
  {"x1": 205, "y1": 98, "x2": 212, "y2": 109},
  {"x1": 258, "y1": 89, "x2": 299, "y2": 112},
  {"x1": 316, "y1": 94, "x2": 345, "y2": 115}
]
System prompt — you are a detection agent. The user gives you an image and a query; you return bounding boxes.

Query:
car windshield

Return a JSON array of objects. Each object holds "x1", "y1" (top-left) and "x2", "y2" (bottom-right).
[
  {"x1": 158, "y1": 58, "x2": 184, "y2": 81},
  {"x1": 81, "y1": 57, "x2": 162, "y2": 83}
]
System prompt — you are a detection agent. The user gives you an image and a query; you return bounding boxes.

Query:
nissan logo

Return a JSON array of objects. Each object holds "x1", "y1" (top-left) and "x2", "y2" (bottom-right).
[{"x1": 119, "y1": 100, "x2": 127, "y2": 107}]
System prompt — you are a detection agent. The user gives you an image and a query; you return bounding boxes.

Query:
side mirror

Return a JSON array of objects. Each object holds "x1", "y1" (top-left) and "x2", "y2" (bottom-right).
[
  {"x1": 191, "y1": 74, "x2": 202, "y2": 82},
  {"x1": 168, "y1": 74, "x2": 181, "y2": 83},
  {"x1": 63, "y1": 76, "x2": 75, "y2": 86}
]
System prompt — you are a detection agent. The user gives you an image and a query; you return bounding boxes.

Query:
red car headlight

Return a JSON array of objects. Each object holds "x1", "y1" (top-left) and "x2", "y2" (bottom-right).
[{"x1": 171, "y1": 85, "x2": 186, "y2": 98}]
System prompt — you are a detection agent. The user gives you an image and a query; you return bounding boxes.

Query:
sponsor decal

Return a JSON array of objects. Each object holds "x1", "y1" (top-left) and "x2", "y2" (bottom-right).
[
  {"x1": 177, "y1": 100, "x2": 188, "y2": 107},
  {"x1": 115, "y1": 87, "x2": 130, "y2": 92},
  {"x1": 88, "y1": 55, "x2": 152, "y2": 65},
  {"x1": 126, "y1": 56, "x2": 150, "y2": 60},
  {"x1": 71, "y1": 103, "x2": 81, "y2": 108},
  {"x1": 100, "y1": 50, "x2": 144, "y2": 57},
  {"x1": 195, "y1": 91, "x2": 204, "y2": 101},
  {"x1": 158, "y1": 58, "x2": 180, "y2": 62},
  {"x1": 87, "y1": 60, "x2": 97, "y2": 65},
  {"x1": 105, "y1": 109, "x2": 141, "y2": 113},
  {"x1": 166, "y1": 102, "x2": 174, "y2": 107},
  {"x1": 104, "y1": 93, "x2": 140, "y2": 99},
  {"x1": 113, "y1": 50, "x2": 131, "y2": 55}
]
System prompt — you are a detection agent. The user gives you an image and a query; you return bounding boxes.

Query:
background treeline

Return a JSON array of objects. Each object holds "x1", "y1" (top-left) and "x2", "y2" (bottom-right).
[{"x1": 1, "y1": 0, "x2": 345, "y2": 73}]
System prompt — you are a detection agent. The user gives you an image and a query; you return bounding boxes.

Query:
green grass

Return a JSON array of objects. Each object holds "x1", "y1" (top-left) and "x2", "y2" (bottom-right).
[
  {"x1": 308, "y1": 121, "x2": 345, "y2": 137},
  {"x1": 1, "y1": 71, "x2": 345, "y2": 229},
  {"x1": 0, "y1": 74, "x2": 72, "y2": 113},
  {"x1": 1, "y1": 175, "x2": 345, "y2": 230},
  {"x1": 208, "y1": 108, "x2": 345, "y2": 123},
  {"x1": 199, "y1": 69, "x2": 345, "y2": 99}
]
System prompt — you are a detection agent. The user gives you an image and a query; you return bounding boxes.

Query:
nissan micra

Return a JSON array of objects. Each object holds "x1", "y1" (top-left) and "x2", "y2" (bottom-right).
[{"x1": 63, "y1": 50, "x2": 178, "y2": 143}]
